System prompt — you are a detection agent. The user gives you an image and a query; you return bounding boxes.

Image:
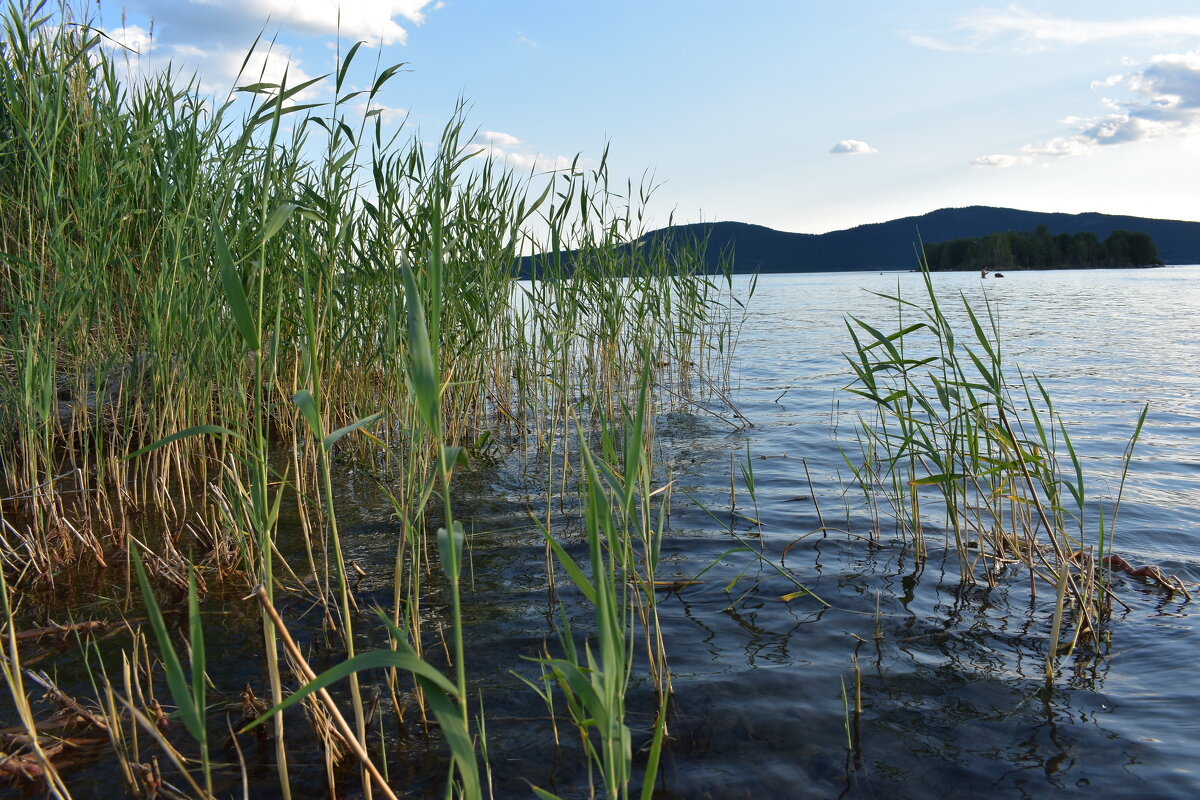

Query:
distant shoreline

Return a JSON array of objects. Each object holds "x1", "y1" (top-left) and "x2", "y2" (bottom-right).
[
  {"x1": 927, "y1": 263, "x2": 1166, "y2": 273},
  {"x1": 621, "y1": 207, "x2": 1200, "y2": 274}
]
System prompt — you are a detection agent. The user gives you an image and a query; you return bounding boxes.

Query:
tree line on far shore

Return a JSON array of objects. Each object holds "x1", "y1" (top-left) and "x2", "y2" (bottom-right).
[{"x1": 923, "y1": 225, "x2": 1163, "y2": 271}]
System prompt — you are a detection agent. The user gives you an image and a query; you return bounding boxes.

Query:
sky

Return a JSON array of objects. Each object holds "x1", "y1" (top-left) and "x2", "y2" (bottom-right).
[{"x1": 93, "y1": 1, "x2": 1200, "y2": 234}]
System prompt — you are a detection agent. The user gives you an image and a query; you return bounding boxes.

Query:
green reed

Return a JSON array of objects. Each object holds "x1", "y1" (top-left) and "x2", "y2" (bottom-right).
[
  {"x1": 0, "y1": 3, "x2": 740, "y2": 797},
  {"x1": 844, "y1": 263, "x2": 1148, "y2": 673},
  {"x1": 130, "y1": 548, "x2": 212, "y2": 796},
  {"x1": 529, "y1": 360, "x2": 667, "y2": 800}
]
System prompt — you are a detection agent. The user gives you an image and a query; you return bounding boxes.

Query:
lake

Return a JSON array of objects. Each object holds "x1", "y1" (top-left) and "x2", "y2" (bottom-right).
[
  {"x1": 21, "y1": 266, "x2": 1200, "y2": 799},
  {"x1": 446, "y1": 266, "x2": 1200, "y2": 798}
]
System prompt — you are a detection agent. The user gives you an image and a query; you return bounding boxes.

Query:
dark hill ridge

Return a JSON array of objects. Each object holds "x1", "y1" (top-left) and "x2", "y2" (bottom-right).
[{"x1": 639, "y1": 206, "x2": 1200, "y2": 273}]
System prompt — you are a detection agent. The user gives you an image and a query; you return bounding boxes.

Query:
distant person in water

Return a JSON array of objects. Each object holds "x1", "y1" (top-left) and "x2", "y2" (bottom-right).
[{"x1": 981, "y1": 268, "x2": 989, "y2": 278}]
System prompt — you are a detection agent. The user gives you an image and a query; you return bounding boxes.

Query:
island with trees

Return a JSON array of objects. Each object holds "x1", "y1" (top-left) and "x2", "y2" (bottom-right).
[{"x1": 923, "y1": 225, "x2": 1163, "y2": 271}]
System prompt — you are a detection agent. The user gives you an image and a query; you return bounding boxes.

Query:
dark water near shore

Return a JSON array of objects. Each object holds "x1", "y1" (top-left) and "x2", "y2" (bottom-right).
[{"x1": 12, "y1": 266, "x2": 1200, "y2": 799}]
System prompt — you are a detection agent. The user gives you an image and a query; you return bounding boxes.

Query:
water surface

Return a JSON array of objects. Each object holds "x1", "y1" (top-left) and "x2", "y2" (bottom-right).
[
  {"x1": 637, "y1": 266, "x2": 1200, "y2": 798},
  {"x1": 462, "y1": 266, "x2": 1200, "y2": 798},
  {"x1": 17, "y1": 266, "x2": 1200, "y2": 799}
]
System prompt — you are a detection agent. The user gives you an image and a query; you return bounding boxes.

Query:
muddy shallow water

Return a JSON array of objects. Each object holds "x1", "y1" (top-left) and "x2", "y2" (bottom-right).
[{"x1": 9, "y1": 267, "x2": 1200, "y2": 799}]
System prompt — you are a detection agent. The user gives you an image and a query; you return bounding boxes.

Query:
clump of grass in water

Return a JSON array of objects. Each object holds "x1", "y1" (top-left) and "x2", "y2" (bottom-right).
[
  {"x1": 526, "y1": 358, "x2": 669, "y2": 800},
  {"x1": 843, "y1": 262, "x2": 1150, "y2": 675}
]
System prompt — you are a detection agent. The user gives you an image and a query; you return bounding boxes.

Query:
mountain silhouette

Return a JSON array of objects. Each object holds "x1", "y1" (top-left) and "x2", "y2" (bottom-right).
[{"x1": 635, "y1": 206, "x2": 1200, "y2": 273}]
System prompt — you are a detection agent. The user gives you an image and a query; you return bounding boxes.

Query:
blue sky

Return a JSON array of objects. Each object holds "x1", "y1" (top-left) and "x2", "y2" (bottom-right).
[{"x1": 99, "y1": 1, "x2": 1200, "y2": 233}]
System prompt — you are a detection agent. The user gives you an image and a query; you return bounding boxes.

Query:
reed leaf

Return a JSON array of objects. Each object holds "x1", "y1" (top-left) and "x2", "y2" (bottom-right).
[
  {"x1": 215, "y1": 221, "x2": 260, "y2": 352},
  {"x1": 123, "y1": 424, "x2": 240, "y2": 460},
  {"x1": 130, "y1": 546, "x2": 204, "y2": 745}
]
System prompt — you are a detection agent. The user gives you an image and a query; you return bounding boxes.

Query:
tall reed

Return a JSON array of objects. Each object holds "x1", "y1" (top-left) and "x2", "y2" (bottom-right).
[
  {"x1": 0, "y1": 3, "x2": 739, "y2": 796},
  {"x1": 843, "y1": 264, "x2": 1148, "y2": 672}
]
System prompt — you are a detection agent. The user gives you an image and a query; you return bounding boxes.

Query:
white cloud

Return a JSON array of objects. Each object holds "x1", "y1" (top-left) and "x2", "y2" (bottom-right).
[
  {"x1": 1021, "y1": 136, "x2": 1097, "y2": 158},
  {"x1": 101, "y1": 25, "x2": 155, "y2": 56},
  {"x1": 830, "y1": 139, "x2": 877, "y2": 155},
  {"x1": 356, "y1": 101, "x2": 408, "y2": 127},
  {"x1": 468, "y1": 131, "x2": 573, "y2": 172},
  {"x1": 476, "y1": 130, "x2": 521, "y2": 150},
  {"x1": 235, "y1": 46, "x2": 317, "y2": 91},
  {"x1": 910, "y1": 6, "x2": 1200, "y2": 53},
  {"x1": 89, "y1": 1, "x2": 447, "y2": 121},
  {"x1": 972, "y1": 45, "x2": 1200, "y2": 165},
  {"x1": 158, "y1": 40, "x2": 320, "y2": 98},
  {"x1": 971, "y1": 154, "x2": 1034, "y2": 168},
  {"x1": 206, "y1": 0, "x2": 438, "y2": 46},
  {"x1": 96, "y1": 25, "x2": 158, "y2": 84},
  {"x1": 1091, "y1": 74, "x2": 1125, "y2": 91}
]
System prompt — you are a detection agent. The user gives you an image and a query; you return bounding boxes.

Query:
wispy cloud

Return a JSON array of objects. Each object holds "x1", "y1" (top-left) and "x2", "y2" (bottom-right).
[
  {"x1": 910, "y1": 5, "x2": 1200, "y2": 54},
  {"x1": 352, "y1": 100, "x2": 409, "y2": 127},
  {"x1": 972, "y1": 46, "x2": 1200, "y2": 165},
  {"x1": 830, "y1": 139, "x2": 877, "y2": 155},
  {"x1": 971, "y1": 154, "x2": 1034, "y2": 168},
  {"x1": 517, "y1": 31, "x2": 539, "y2": 47}
]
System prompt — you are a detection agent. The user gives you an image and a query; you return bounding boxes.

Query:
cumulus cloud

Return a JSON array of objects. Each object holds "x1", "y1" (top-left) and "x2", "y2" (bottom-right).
[
  {"x1": 236, "y1": 46, "x2": 319, "y2": 91},
  {"x1": 971, "y1": 46, "x2": 1200, "y2": 165},
  {"x1": 830, "y1": 139, "x2": 877, "y2": 155},
  {"x1": 201, "y1": 0, "x2": 437, "y2": 46},
  {"x1": 467, "y1": 131, "x2": 573, "y2": 173},
  {"x1": 97, "y1": 0, "x2": 445, "y2": 96},
  {"x1": 100, "y1": 25, "x2": 155, "y2": 56},
  {"x1": 911, "y1": 5, "x2": 1200, "y2": 53},
  {"x1": 1091, "y1": 74, "x2": 1125, "y2": 91},
  {"x1": 97, "y1": 0, "x2": 441, "y2": 99},
  {"x1": 138, "y1": 39, "x2": 320, "y2": 98}
]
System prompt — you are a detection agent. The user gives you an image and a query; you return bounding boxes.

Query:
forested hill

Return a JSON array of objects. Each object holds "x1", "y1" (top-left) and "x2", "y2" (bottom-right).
[
  {"x1": 632, "y1": 206, "x2": 1200, "y2": 273},
  {"x1": 924, "y1": 227, "x2": 1162, "y2": 271}
]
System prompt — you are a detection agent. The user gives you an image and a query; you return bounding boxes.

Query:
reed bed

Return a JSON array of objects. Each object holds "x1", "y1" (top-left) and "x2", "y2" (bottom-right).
[{"x1": 0, "y1": 4, "x2": 741, "y2": 797}]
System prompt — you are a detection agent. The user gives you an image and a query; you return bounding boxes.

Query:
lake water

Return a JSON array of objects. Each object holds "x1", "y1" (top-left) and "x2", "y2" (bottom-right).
[
  {"x1": 451, "y1": 266, "x2": 1200, "y2": 798},
  {"x1": 647, "y1": 266, "x2": 1200, "y2": 798},
  {"x1": 24, "y1": 266, "x2": 1200, "y2": 799}
]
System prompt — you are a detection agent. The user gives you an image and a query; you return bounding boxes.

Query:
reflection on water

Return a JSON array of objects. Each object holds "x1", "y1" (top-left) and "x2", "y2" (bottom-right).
[
  {"x1": 423, "y1": 266, "x2": 1200, "y2": 797},
  {"x1": 634, "y1": 266, "x2": 1200, "y2": 798}
]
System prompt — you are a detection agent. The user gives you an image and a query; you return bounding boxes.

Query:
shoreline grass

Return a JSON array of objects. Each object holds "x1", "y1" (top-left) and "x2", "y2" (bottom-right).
[{"x1": 0, "y1": 4, "x2": 738, "y2": 796}]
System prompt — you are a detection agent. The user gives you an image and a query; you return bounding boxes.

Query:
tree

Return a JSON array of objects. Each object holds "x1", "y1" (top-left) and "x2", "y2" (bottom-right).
[{"x1": 923, "y1": 228, "x2": 1161, "y2": 270}]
